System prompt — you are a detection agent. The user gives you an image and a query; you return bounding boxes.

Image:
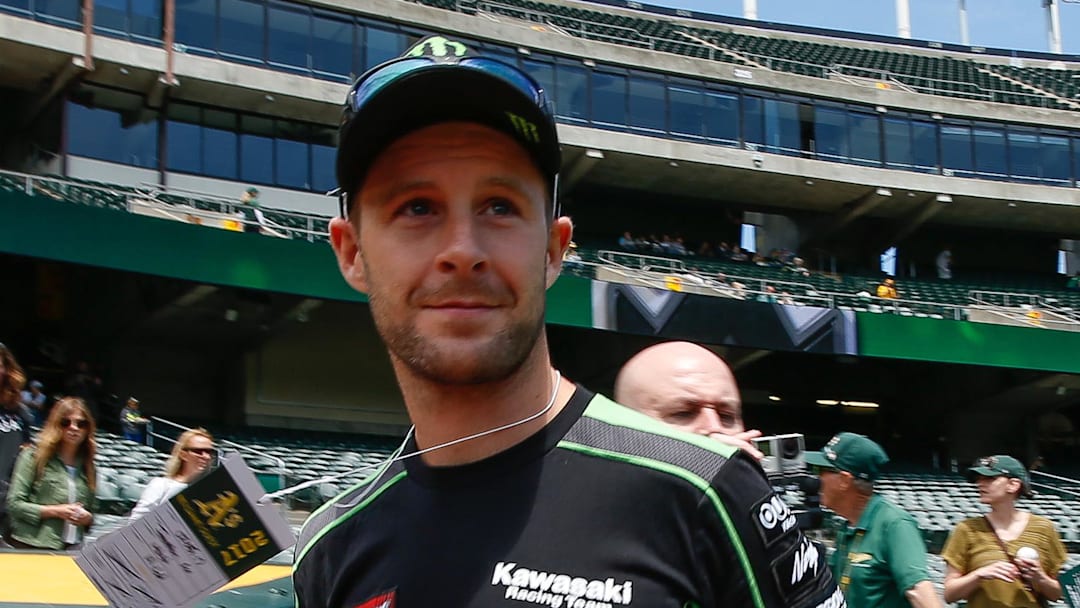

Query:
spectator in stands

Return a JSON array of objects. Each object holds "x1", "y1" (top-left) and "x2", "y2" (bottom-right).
[
  {"x1": 941, "y1": 455, "x2": 1066, "y2": 607},
  {"x1": 730, "y1": 245, "x2": 749, "y2": 262},
  {"x1": 295, "y1": 35, "x2": 841, "y2": 607},
  {"x1": 20, "y1": 380, "x2": 47, "y2": 427},
  {"x1": 614, "y1": 341, "x2": 763, "y2": 460},
  {"x1": 562, "y1": 241, "x2": 583, "y2": 271},
  {"x1": 936, "y1": 247, "x2": 953, "y2": 280},
  {"x1": 240, "y1": 187, "x2": 266, "y2": 234},
  {"x1": 130, "y1": 428, "x2": 215, "y2": 521},
  {"x1": 757, "y1": 285, "x2": 779, "y2": 303},
  {"x1": 617, "y1": 231, "x2": 636, "y2": 251},
  {"x1": 717, "y1": 242, "x2": 732, "y2": 259},
  {"x1": 0, "y1": 344, "x2": 33, "y2": 540},
  {"x1": 120, "y1": 397, "x2": 149, "y2": 444},
  {"x1": 5, "y1": 397, "x2": 96, "y2": 550},
  {"x1": 876, "y1": 277, "x2": 898, "y2": 299},
  {"x1": 1066, "y1": 272, "x2": 1080, "y2": 291},
  {"x1": 697, "y1": 240, "x2": 715, "y2": 257},
  {"x1": 778, "y1": 291, "x2": 796, "y2": 305},
  {"x1": 785, "y1": 257, "x2": 811, "y2": 277},
  {"x1": 806, "y1": 433, "x2": 943, "y2": 608}
]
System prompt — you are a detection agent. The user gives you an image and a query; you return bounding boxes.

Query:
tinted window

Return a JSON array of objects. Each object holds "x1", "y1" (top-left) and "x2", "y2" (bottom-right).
[
  {"x1": 1008, "y1": 129, "x2": 1040, "y2": 180},
  {"x1": 275, "y1": 122, "x2": 309, "y2": 188},
  {"x1": 940, "y1": 124, "x2": 973, "y2": 176},
  {"x1": 763, "y1": 99, "x2": 799, "y2": 156},
  {"x1": 668, "y1": 84, "x2": 703, "y2": 138},
  {"x1": 365, "y1": 26, "x2": 402, "y2": 70},
  {"x1": 522, "y1": 57, "x2": 556, "y2": 104},
  {"x1": 166, "y1": 104, "x2": 202, "y2": 173},
  {"x1": 911, "y1": 119, "x2": 938, "y2": 173},
  {"x1": 814, "y1": 106, "x2": 847, "y2": 162},
  {"x1": 129, "y1": 0, "x2": 161, "y2": 39},
  {"x1": 94, "y1": 0, "x2": 128, "y2": 35},
  {"x1": 743, "y1": 95, "x2": 764, "y2": 148},
  {"x1": 37, "y1": 0, "x2": 81, "y2": 25},
  {"x1": 175, "y1": 0, "x2": 215, "y2": 52},
  {"x1": 973, "y1": 125, "x2": 1006, "y2": 179},
  {"x1": 1040, "y1": 133, "x2": 1070, "y2": 184},
  {"x1": 849, "y1": 111, "x2": 880, "y2": 166},
  {"x1": 203, "y1": 109, "x2": 237, "y2": 179},
  {"x1": 240, "y1": 115, "x2": 274, "y2": 184},
  {"x1": 884, "y1": 117, "x2": 912, "y2": 170},
  {"x1": 591, "y1": 70, "x2": 626, "y2": 127},
  {"x1": 628, "y1": 75, "x2": 665, "y2": 133},
  {"x1": 555, "y1": 62, "x2": 588, "y2": 123},
  {"x1": 704, "y1": 90, "x2": 738, "y2": 144},
  {"x1": 311, "y1": 13, "x2": 353, "y2": 80},
  {"x1": 268, "y1": 4, "x2": 309, "y2": 71},
  {"x1": 219, "y1": 0, "x2": 264, "y2": 61}
]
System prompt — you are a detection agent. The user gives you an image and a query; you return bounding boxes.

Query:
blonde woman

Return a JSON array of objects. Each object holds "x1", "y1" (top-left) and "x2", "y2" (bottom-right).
[
  {"x1": 130, "y1": 428, "x2": 214, "y2": 520},
  {"x1": 6, "y1": 397, "x2": 97, "y2": 550}
]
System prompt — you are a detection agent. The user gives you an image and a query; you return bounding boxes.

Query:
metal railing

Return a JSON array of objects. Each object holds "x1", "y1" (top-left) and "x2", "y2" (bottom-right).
[{"x1": 146, "y1": 416, "x2": 287, "y2": 514}]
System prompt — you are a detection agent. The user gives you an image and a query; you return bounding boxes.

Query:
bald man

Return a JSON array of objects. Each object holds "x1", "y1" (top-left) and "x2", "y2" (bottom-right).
[{"x1": 615, "y1": 341, "x2": 764, "y2": 459}]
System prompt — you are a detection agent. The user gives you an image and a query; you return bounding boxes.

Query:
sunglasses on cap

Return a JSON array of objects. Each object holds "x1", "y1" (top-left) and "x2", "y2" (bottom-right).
[
  {"x1": 183, "y1": 447, "x2": 214, "y2": 456},
  {"x1": 335, "y1": 53, "x2": 556, "y2": 217},
  {"x1": 61, "y1": 418, "x2": 89, "y2": 430}
]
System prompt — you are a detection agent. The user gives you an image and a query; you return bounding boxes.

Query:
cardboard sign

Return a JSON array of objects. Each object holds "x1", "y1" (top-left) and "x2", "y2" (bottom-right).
[{"x1": 75, "y1": 455, "x2": 295, "y2": 608}]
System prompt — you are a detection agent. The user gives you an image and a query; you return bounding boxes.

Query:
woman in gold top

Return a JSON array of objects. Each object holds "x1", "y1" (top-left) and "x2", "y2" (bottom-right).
[{"x1": 942, "y1": 455, "x2": 1066, "y2": 607}]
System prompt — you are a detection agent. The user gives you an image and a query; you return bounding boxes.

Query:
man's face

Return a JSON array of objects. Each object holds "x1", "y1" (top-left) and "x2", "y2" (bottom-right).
[
  {"x1": 817, "y1": 469, "x2": 846, "y2": 510},
  {"x1": 330, "y1": 123, "x2": 570, "y2": 385},
  {"x1": 642, "y1": 362, "x2": 743, "y2": 436}
]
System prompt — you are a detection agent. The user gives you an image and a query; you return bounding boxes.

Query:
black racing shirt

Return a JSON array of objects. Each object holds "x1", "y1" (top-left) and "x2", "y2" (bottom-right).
[{"x1": 293, "y1": 387, "x2": 844, "y2": 608}]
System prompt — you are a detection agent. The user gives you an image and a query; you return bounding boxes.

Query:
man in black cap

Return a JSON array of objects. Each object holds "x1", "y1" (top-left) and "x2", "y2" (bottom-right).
[
  {"x1": 806, "y1": 433, "x2": 942, "y2": 608},
  {"x1": 293, "y1": 35, "x2": 842, "y2": 608}
]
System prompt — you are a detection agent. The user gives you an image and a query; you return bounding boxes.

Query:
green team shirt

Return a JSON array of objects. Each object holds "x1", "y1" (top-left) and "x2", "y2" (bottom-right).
[{"x1": 830, "y1": 494, "x2": 930, "y2": 608}]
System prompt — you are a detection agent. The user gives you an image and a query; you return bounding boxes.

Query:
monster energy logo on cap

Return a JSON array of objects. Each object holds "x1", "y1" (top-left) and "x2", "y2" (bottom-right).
[{"x1": 406, "y1": 35, "x2": 469, "y2": 59}]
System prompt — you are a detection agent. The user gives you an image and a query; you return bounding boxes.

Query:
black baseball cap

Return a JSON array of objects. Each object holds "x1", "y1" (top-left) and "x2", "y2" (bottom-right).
[{"x1": 335, "y1": 35, "x2": 561, "y2": 213}]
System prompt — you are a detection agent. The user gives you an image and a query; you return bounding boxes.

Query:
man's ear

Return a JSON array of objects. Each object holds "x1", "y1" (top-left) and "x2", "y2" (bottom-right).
[
  {"x1": 544, "y1": 216, "x2": 574, "y2": 289},
  {"x1": 329, "y1": 217, "x2": 369, "y2": 294}
]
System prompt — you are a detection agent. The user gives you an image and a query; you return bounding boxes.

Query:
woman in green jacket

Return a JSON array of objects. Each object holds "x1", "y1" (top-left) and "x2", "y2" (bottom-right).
[{"x1": 6, "y1": 397, "x2": 97, "y2": 550}]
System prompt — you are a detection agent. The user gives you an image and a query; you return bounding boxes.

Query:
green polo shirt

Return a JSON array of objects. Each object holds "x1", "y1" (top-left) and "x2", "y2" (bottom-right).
[{"x1": 830, "y1": 494, "x2": 930, "y2": 608}]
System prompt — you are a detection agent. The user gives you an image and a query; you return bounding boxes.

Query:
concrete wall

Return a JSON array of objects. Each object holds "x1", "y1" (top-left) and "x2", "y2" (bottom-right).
[
  {"x1": 67, "y1": 156, "x2": 157, "y2": 187},
  {"x1": 244, "y1": 300, "x2": 411, "y2": 436}
]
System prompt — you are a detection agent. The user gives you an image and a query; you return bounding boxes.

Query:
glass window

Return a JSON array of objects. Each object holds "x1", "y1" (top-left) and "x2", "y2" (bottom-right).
[
  {"x1": 628, "y1": 75, "x2": 664, "y2": 133},
  {"x1": 311, "y1": 12, "x2": 353, "y2": 80},
  {"x1": 1074, "y1": 137, "x2": 1080, "y2": 187},
  {"x1": 813, "y1": 106, "x2": 847, "y2": 162},
  {"x1": 591, "y1": 70, "x2": 626, "y2": 127},
  {"x1": 1008, "y1": 129, "x2": 1040, "y2": 180},
  {"x1": 4, "y1": 0, "x2": 30, "y2": 14},
  {"x1": 973, "y1": 125, "x2": 1006, "y2": 179},
  {"x1": 667, "y1": 84, "x2": 703, "y2": 139},
  {"x1": 522, "y1": 57, "x2": 555, "y2": 103},
  {"x1": 268, "y1": 4, "x2": 309, "y2": 71},
  {"x1": 849, "y1": 111, "x2": 880, "y2": 166},
  {"x1": 67, "y1": 102, "x2": 117, "y2": 162},
  {"x1": 364, "y1": 25, "x2": 402, "y2": 71},
  {"x1": 310, "y1": 125, "x2": 336, "y2": 193},
  {"x1": 36, "y1": 0, "x2": 80, "y2": 26},
  {"x1": 555, "y1": 61, "x2": 588, "y2": 123},
  {"x1": 911, "y1": 119, "x2": 938, "y2": 173},
  {"x1": 704, "y1": 89, "x2": 738, "y2": 144},
  {"x1": 166, "y1": 104, "x2": 202, "y2": 173},
  {"x1": 743, "y1": 95, "x2": 764, "y2": 149},
  {"x1": 175, "y1": 0, "x2": 214, "y2": 52},
  {"x1": 763, "y1": 99, "x2": 799, "y2": 156},
  {"x1": 884, "y1": 117, "x2": 912, "y2": 170},
  {"x1": 240, "y1": 115, "x2": 274, "y2": 184},
  {"x1": 68, "y1": 88, "x2": 157, "y2": 168},
  {"x1": 219, "y1": 0, "x2": 264, "y2": 61},
  {"x1": 94, "y1": 0, "x2": 128, "y2": 35},
  {"x1": 1040, "y1": 133, "x2": 1070, "y2": 185},
  {"x1": 940, "y1": 124, "x2": 973, "y2": 176},
  {"x1": 129, "y1": 0, "x2": 161, "y2": 39},
  {"x1": 275, "y1": 122, "x2": 309, "y2": 188},
  {"x1": 203, "y1": 109, "x2": 237, "y2": 179}
]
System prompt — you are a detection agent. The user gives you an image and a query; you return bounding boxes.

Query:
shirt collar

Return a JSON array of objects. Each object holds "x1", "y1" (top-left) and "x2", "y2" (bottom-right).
[{"x1": 851, "y1": 493, "x2": 883, "y2": 532}]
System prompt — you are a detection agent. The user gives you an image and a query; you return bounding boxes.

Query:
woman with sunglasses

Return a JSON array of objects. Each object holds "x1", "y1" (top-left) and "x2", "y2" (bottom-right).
[
  {"x1": 942, "y1": 455, "x2": 1066, "y2": 607},
  {"x1": 130, "y1": 428, "x2": 215, "y2": 520},
  {"x1": 5, "y1": 397, "x2": 97, "y2": 550}
]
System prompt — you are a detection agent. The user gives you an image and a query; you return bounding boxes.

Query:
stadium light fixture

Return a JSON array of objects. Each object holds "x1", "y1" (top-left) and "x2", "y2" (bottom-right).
[
  {"x1": 768, "y1": 395, "x2": 782, "y2": 402},
  {"x1": 936, "y1": 194, "x2": 953, "y2": 204},
  {"x1": 583, "y1": 59, "x2": 596, "y2": 67},
  {"x1": 815, "y1": 399, "x2": 839, "y2": 406},
  {"x1": 668, "y1": 161, "x2": 678, "y2": 167},
  {"x1": 842, "y1": 401, "x2": 880, "y2": 409},
  {"x1": 875, "y1": 105, "x2": 887, "y2": 114},
  {"x1": 585, "y1": 149, "x2": 605, "y2": 160},
  {"x1": 517, "y1": 47, "x2": 531, "y2": 55},
  {"x1": 931, "y1": 113, "x2": 943, "y2": 121},
  {"x1": 876, "y1": 188, "x2": 892, "y2": 197}
]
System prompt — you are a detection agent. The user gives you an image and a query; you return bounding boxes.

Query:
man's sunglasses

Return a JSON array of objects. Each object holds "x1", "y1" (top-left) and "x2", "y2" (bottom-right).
[
  {"x1": 61, "y1": 418, "x2": 89, "y2": 429},
  {"x1": 183, "y1": 447, "x2": 214, "y2": 456}
]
